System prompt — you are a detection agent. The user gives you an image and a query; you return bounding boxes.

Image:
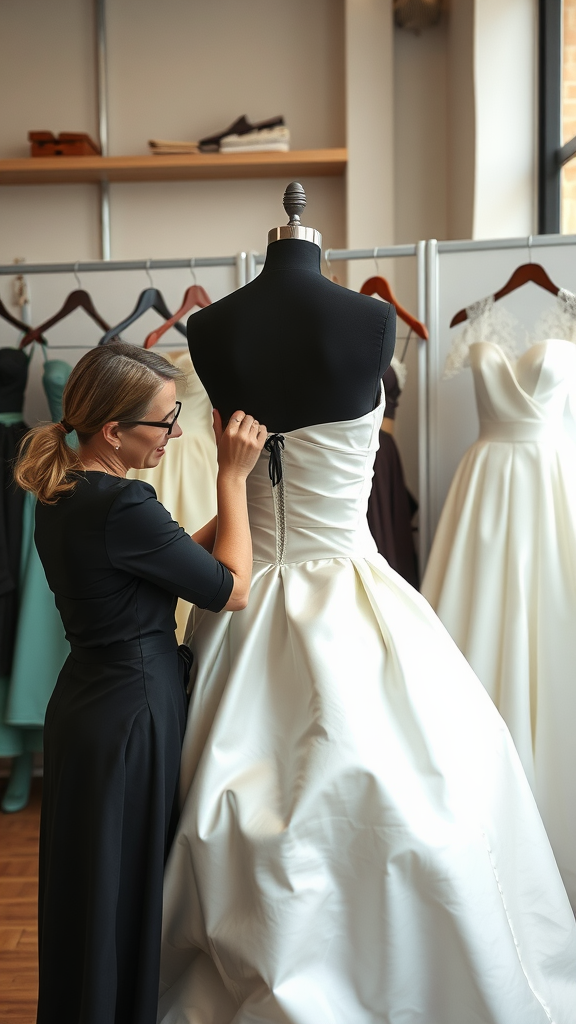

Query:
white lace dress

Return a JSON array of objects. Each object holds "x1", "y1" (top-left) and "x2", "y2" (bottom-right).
[
  {"x1": 159, "y1": 393, "x2": 576, "y2": 1024},
  {"x1": 422, "y1": 289, "x2": 576, "y2": 909}
]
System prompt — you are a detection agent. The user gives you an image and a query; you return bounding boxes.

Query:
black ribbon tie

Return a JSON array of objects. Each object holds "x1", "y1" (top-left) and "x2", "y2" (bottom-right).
[{"x1": 264, "y1": 433, "x2": 285, "y2": 486}]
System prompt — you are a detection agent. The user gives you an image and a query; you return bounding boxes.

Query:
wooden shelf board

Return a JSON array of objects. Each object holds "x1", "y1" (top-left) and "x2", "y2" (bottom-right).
[{"x1": 0, "y1": 148, "x2": 347, "y2": 185}]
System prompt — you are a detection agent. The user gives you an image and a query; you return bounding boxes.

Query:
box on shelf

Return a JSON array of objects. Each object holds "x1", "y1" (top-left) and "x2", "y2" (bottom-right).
[{"x1": 28, "y1": 132, "x2": 101, "y2": 157}]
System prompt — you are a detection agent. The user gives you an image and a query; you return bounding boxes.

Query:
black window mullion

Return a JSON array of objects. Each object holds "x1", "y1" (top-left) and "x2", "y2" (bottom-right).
[{"x1": 538, "y1": 0, "x2": 562, "y2": 234}]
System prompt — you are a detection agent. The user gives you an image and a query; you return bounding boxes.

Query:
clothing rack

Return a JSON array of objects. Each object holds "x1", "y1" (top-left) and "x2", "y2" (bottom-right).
[{"x1": 0, "y1": 244, "x2": 428, "y2": 561}]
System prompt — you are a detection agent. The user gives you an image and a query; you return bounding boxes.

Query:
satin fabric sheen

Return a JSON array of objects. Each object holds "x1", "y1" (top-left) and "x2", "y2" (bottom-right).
[
  {"x1": 160, "y1": 393, "x2": 576, "y2": 1024},
  {"x1": 422, "y1": 338, "x2": 576, "y2": 910}
]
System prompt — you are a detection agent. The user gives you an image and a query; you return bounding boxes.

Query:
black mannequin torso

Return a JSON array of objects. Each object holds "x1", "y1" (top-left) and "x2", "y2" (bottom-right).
[{"x1": 187, "y1": 238, "x2": 396, "y2": 433}]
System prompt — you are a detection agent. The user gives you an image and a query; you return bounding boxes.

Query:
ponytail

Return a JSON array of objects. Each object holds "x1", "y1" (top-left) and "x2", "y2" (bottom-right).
[
  {"x1": 15, "y1": 422, "x2": 83, "y2": 504},
  {"x1": 13, "y1": 340, "x2": 186, "y2": 504}
]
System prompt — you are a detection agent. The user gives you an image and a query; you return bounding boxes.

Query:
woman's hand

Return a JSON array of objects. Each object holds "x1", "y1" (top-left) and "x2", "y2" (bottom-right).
[
  {"x1": 213, "y1": 409, "x2": 267, "y2": 481},
  {"x1": 211, "y1": 409, "x2": 267, "y2": 611}
]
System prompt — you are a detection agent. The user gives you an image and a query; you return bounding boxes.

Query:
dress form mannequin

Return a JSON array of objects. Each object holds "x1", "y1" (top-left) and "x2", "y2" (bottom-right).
[{"x1": 187, "y1": 183, "x2": 396, "y2": 432}]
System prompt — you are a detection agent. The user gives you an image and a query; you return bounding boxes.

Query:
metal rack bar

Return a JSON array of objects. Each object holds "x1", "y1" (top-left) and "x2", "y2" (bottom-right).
[
  {"x1": 0, "y1": 256, "x2": 239, "y2": 276},
  {"x1": 416, "y1": 240, "x2": 429, "y2": 571},
  {"x1": 424, "y1": 239, "x2": 439, "y2": 568},
  {"x1": 324, "y1": 245, "x2": 418, "y2": 261},
  {"x1": 235, "y1": 251, "x2": 247, "y2": 287},
  {"x1": 437, "y1": 233, "x2": 576, "y2": 253}
]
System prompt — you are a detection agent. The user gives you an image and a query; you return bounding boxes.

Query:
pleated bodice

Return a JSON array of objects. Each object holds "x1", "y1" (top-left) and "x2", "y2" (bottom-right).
[
  {"x1": 471, "y1": 339, "x2": 576, "y2": 442},
  {"x1": 248, "y1": 396, "x2": 383, "y2": 566}
]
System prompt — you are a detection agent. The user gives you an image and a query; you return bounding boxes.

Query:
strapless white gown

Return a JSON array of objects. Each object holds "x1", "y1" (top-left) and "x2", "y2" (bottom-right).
[
  {"x1": 422, "y1": 339, "x2": 576, "y2": 910},
  {"x1": 159, "y1": 394, "x2": 576, "y2": 1024}
]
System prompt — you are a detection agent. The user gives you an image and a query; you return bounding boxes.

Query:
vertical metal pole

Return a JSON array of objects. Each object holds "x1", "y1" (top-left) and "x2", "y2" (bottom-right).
[
  {"x1": 424, "y1": 239, "x2": 439, "y2": 566},
  {"x1": 96, "y1": 0, "x2": 111, "y2": 259},
  {"x1": 246, "y1": 252, "x2": 257, "y2": 282},
  {"x1": 235, "y1": 252, "x2": 247, "y2": 289},
  {"x1": 416, "y1": 240, "x2": 429, "y2": 574}
]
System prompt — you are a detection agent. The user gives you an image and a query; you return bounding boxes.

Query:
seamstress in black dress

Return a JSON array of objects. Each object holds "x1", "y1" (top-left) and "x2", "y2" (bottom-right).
[{"x1": 14, "y1": 340, "x2": 266, "y2": 1024}]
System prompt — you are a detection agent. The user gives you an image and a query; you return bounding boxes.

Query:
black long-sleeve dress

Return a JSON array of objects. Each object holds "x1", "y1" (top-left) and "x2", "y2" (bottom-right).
[{"x1": 34, "y1": 472, "x2": 232, "y2": 1024}]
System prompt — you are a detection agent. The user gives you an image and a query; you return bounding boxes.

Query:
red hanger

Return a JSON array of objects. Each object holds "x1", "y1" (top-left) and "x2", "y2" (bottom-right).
[
  {"x1": 450, "y1": 263, "x2": 560, "y2": 328},
  {"x1": 144, "y1": 284, "x2": 211, "y2": 349},
  {"x1": 360, "y1": 276, "x2": 428, "y2": 340},
  {"x1": 19, "y1": 290, "x2": 111, "y2": 348}
]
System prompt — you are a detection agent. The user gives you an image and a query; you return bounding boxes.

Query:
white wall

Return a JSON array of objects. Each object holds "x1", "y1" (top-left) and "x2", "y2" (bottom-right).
[
  {"x1": 0, "y1": 0, "x2": 346, "y2": 265},
  {"x1": 345, "y1": 0, "x2": 395, "y2": 292},
  {"x1": 393, "y1": 22, "x2": 448, "y2": 246},
  {"x1": 392, "y1": 18, "x2": 449, "y2": 502},
  {"x1": 447, "y1": 0, "x2": 475, "y2": 240}
]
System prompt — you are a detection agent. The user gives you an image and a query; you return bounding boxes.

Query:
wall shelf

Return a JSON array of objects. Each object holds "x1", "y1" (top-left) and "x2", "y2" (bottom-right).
[{"x1": 0, "y1": 148, "x2": 347, "y2": 186}]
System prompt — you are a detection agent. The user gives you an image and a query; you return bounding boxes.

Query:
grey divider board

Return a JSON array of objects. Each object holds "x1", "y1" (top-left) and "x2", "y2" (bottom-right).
[
  {"x1": 0, "y1": 262, "x2": 237, "y2": 428},
  {"x1": 428, "y1": 239, "x2": 576, "y2": 552}
]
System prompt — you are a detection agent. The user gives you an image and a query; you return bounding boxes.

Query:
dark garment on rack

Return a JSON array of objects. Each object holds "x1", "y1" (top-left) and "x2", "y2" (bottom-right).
[
  {"x1": 0, "y1": 349, "x2": 29, "y2": 675},
  {"x1": 34, "y1": 474, "x2": 233, "y2": 1024},
  {"x1": 367, "y1": 365, "x2": 419, "y2": 588}
]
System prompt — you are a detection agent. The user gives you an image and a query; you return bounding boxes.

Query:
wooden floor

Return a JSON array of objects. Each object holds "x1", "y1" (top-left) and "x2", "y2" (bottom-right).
[{"x1": 0, "y1": 778, "x2": 40, "y2": 1024}]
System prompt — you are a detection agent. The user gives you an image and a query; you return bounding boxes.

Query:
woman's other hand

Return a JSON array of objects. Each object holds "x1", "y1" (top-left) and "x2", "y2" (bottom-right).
[{"x1": 214, "y1": 410, "x2": 267, "y2": 481}]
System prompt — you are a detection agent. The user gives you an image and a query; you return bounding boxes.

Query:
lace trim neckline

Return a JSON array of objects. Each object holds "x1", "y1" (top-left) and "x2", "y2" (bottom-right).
[{"x1": 443, "y1": 288, "x2": 576, "y2": 379}]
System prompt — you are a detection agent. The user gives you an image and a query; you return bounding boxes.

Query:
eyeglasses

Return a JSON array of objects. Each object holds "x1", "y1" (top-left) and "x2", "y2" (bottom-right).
[{"x1": 119, "y1": 401, "x2": 182, "y2": 435}]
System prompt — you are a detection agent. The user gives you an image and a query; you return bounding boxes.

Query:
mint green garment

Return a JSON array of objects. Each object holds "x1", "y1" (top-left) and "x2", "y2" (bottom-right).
[
  {"x1": 1, "y1": 358, "x2": 72, "y2": 743},
  {"x1": 42, "y1": 358, "x2": 75, "y2": 424}
]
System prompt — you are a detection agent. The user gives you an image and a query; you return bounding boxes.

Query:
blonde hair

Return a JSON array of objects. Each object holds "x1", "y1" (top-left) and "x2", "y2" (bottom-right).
[{"x1": 14, "y1": 341, "x2": 187, "y2": 504}]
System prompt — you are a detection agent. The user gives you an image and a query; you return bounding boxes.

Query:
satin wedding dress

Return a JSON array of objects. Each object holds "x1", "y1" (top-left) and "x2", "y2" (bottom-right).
[
  {"x1": 422, "y1": 291, "x2": 576, "y2": 910},
  {"x1": 159, "y1": 391, "x2": 576, "y2": 1024}
]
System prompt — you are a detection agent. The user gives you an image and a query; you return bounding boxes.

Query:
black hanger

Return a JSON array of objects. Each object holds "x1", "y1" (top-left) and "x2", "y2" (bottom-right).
[
  {"x1": 20, "y1": 290, "x2": 112, "y2": 348},
  {"x1": 99, "y1": 289, "x2": 187, "y2": 345},
  {"x1": 0, "y1": 297, "x2": 49, "y2": 345}
]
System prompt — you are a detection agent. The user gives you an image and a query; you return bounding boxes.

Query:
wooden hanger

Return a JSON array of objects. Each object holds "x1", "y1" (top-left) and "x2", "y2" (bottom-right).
[
  {"x1": 144, "y1": 284, "x2": 211, "y2": 348},
  {"x1": 450, "y1": 263, "x2": 560, "y2": 328},
  {"x1": 0, "y1": 298, "x2": 49, "y2": 345},
  {"x1": 19, "y1": 290, "x2": 111, "y2": 348},
  {"x1": 360, "y1": 277, "x2": 428, "y2": 340},
  {"x1": 99, "y1": 288, "x2": 187, "y2": 345}
]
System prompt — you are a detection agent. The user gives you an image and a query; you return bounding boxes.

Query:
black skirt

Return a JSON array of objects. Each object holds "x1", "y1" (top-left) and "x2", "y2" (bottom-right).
[
  {"x1": 37, "y1": 635, "x2": 188, "y2": 1024},
  {"x1": 0, "y1": 420, "x2": 28, "y2": 675},
  {"x1": 367, "y1": 432, "x2": 419, "y2": 588}
]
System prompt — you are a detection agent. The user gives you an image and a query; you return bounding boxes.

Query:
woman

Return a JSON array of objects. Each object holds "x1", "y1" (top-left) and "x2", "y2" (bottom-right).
[{"x1": 14, "y1": 340, "x2": 266, "y2": 1024}]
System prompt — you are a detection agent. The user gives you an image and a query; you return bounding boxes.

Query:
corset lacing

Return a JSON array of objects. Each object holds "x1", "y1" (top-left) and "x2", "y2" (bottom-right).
[{"x1": 264, "y1": 433, "x2": 287, "y2": 564}]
